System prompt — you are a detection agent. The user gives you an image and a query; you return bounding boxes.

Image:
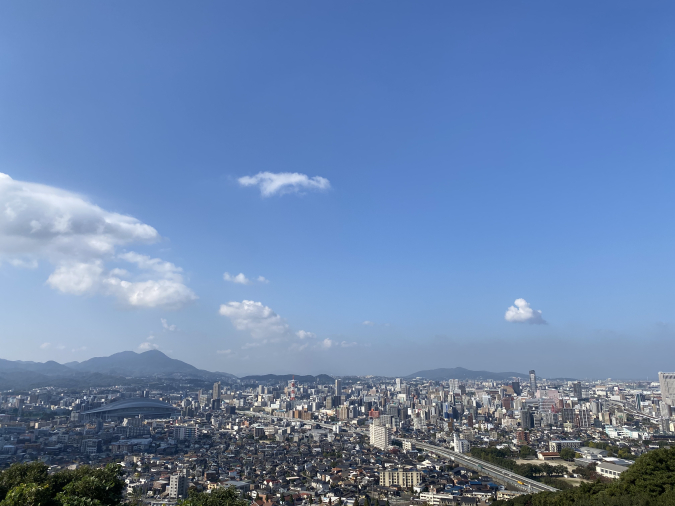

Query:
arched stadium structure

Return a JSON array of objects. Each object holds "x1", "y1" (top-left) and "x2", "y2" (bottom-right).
[{"x1": 83, "y1": 398, "x2": 179, "y2": 420}]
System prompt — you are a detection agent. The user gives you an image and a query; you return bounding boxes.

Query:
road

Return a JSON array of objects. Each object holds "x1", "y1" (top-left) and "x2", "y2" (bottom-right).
[
  {"x1": 413, "y1": 441, "x2": 558, "y2": 494},
  {"x1": 244, "y1": 411, "x2": 557, "y2": 494}
]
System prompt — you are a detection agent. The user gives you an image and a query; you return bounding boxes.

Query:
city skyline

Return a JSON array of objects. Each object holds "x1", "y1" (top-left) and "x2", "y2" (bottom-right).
[{"x1": 0, "y1": 2, "x2": 673, "y2": 379}]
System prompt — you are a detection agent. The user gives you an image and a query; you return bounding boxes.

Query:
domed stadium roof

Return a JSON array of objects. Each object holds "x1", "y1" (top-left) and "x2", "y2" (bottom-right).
[{"x1": 83, "y1": 398, "x2": 179, "y2": 418}]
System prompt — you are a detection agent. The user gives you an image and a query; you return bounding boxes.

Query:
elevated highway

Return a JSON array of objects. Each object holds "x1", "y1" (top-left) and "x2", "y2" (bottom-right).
[
  {"x1": 243, "y1": 411, "x2": 557, "y2": 494},
  {"x1": 413, "y1": 441, "x2": 558, "y2": 494}
]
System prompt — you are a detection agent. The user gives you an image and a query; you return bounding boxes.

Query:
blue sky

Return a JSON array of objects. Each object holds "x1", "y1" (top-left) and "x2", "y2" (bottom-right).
[{"x1": 0, "y1": 1, "x2": 673, "y2": 379}]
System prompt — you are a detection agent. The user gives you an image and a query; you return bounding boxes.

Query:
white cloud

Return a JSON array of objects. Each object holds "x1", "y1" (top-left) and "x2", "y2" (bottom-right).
[
  {"x1": 238, "y1": 172, "x2": 330, "y2": 197},
  {"x1": 161, "y1": 318, "x2": 177, "y2": 332},
  {"x1": 320, "y1": 338, "x2": 359, "y2": 349},
  {"x1": 0, "y1": 173, "x2": 196, "y2": 308},
  {"x1": 71, "y1": 346, "x2": 87, "y2": 352},
  {"x1": 40, "y1": 342, "x2": 51, "y2": 349},
  {"x1": 138, "y1": 341, "x2": 160, "y2": 351},
  {"x1": 504, "y1": 298, "x2": 547, "y2": 324},
  {"x1": 296, "y1": 330, "x2": 316, "y2": 340},
  {"x1": 223, "y1": 272, "x2": 251, "y2": 285},
  {"x1": 219, "y1": 300, "x2": 290, "y2": 339},
  {"x1": 223, "y1": 272, "x2": 270, "y2": 285},
  {"x1": 362, "y1": 320, "x2": 375, "y2": 326},
  {"x1": 216, "y1": 349, "x2": 233, "y2": 355}
]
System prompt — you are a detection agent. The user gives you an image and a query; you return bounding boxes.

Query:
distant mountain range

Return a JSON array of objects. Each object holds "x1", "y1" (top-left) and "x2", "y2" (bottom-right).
[
  {"x1": 406, "y1": 367, "x2": 528, "y2": 381},
  {"x1": 0, "y1": 350, "x2": 335, "y2": 389},
  {"x1": 0, "y1": 351, "x2": 533, "y2": 389},
  {"x1": 65, "y1": 350, "x2": 237, "y2": 380},
  {"x1": 240, "y1": 373, "x2": 335, "y2": 384}
]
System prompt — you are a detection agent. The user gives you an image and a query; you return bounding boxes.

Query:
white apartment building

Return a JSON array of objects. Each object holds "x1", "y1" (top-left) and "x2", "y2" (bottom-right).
[
  {"x1": 419, "y1": 492, "x2": 455, "y2": 505},
  {"x1": 453, "y1": 433, "x2": 470, "y2": 454},
  {"x1": 370, "y1": 423, "x2": 391, "y2": 450},
  {"x1": 169, "y1": 473, "x2": 188, "y2": 499},
  {"x1": 380, "y1": 468, "x2": 422, "y2": 487}
]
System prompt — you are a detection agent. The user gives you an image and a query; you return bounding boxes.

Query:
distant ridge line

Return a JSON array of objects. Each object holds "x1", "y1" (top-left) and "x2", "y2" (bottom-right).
[{"x1": 406, "y1": 367, "x2": 528, "y2": 381}]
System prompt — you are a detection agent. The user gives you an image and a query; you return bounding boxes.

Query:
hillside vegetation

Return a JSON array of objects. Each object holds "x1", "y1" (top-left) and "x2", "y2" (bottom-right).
[{"x1": 494, "y1": 447, "x2": 675, "y2": 506}]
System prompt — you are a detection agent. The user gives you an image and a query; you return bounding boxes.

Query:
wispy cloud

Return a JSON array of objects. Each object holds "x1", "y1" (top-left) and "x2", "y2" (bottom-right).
[
  {"x1": 161, "y1": 318, "x2": 177, "y2": 331},
  {"x1": 238, "y1": 172, "x2": 330, "y2": 197}
]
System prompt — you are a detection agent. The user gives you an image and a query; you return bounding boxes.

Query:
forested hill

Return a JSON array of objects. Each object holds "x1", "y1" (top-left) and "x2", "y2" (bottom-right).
[{"x1": 494, "y1": 446, "x2": 675, "y2": 506}]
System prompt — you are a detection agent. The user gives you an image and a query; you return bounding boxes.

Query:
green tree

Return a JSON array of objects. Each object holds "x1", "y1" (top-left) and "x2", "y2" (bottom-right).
[
  {"x1": 559, "y1": 447, "x2": 576, "y2": 461},
  {"x1": 0, "y1": 482, "x2": 51, "y2": 506},
  {"x1": 0, "y1": 462, "x2": 124, "y2": 506},
  {"x1": 179, "y1": 487, "x2": 249, "y2": 506},
  {"x1": 519, "y1": 445, "x2": 534, "y2": 459}
]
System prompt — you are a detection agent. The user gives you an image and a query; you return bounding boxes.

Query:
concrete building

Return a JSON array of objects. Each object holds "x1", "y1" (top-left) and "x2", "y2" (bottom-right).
[
  {"x1": 453, "y1": 432, "x2": 470, "y2": 454},
  {"x1": 419, "y1": 492, "x2": 455, "y2": 505},
  {"x1": 335, "y1": 379, "x2": 342, "y2": 397},
  {"x1": 380, "y1": 468, "x2": 422, "y2": 487},
  {"x1": 597, "y1": 462, "x2": 629, "y2": 479},
  {"x1": 573, "y1": 381, "x2": 583, "y2": 399},
  {"x1": 659, "y1": 372, "x2": 675, "y2": 408},
  {"x1": 529, "y1": 370, "x2": 537, "y2": 397},
  {"x1": 549, "y1": 440, "x2": 581, "y2": 452},
  {"x1": 169, "y1": 473, "x2": 188, "y2": 499},
  {"x1": 369, "y1": 423, "x2": 391, "y2": 450},
  {"x1": 80, "y1": 439, "x2": 102, "y2": 455}
]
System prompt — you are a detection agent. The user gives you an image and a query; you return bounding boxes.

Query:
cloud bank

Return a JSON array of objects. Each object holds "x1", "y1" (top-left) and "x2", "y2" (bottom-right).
[
  {"x1": 218, "y1": 300, "x2": 290, "y2": 339},
  {"x1": 504, "y1": 298, "x2": 547, "y2": 324},
  {"x1": 0, "y1": 173, "x2": 196, "y2": 308},
  {"x1": 238, "y1": 172, "x2": 330, "y2": 197}
]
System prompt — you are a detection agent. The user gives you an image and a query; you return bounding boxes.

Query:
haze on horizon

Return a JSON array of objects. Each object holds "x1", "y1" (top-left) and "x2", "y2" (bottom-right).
[{"x1": 0, "y1": 2, "x2": 673, "y2": 380}]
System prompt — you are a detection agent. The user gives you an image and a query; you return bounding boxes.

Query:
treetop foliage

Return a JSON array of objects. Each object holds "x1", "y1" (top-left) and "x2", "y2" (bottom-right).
[{"x1": 494, "y1": 447, "x2": 675, "y2": 506}]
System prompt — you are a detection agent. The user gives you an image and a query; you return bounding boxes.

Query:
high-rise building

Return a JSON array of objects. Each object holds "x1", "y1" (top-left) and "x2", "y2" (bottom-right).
[
  {"x1": 659, "y1": 373, "x2": 675, "y2": 409},
  {"x1": 369, "y1": 423, "x2": 391, "y2": 450},
  {"x1": 529, "y1": 370, "x2": 537, "y2": 397},
  {"x1": 335, "y1": 379, "x2": 342, "y2": 396},
  {"x1": 511, "y1": 381, "x2": 521, "y2": 396},
  {"x1": 213, "y1": 382, "x2": 221, "y2": 400},
  {"x1": 521, "y1": 408, "x2": 534, "y2": 430},
  {"x1": 169, "y1": 473, "x2": 188, "y2": 499},
  {"x1": 396, "y1": 378, "x2": 402, "y2": 391},
  {"x1": 573, "y1": 381, "x2": 583, "y2": 399},
  {"x1": 453, "y1": 432, "x2": 470, "y2": 454}
]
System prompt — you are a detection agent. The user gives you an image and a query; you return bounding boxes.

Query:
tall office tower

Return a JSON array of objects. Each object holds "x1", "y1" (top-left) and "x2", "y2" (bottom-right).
[
  {"x1": 529, "y1": 370, "x2": 537, "y2": 397},
  {"x1": 521, "y1": 408, "x2": 534, "y2": 429},
  {"x1": 396, "y1": 378, "x2": 402, "y2": 391},
  {"x1": 335, "y1": 379, "x2": 342, "y2": 396},
  {"x1": 212, "y1": 382, "x2": 221, "y2": 400},
  {"x1": 169, "y1": 473, "x2": 188, "y2": 499},
  {"x1": 659, "y1": 373, "x2": 675, "y2": 409},
  {"x1": 573, "y1": 381, "x2": 583, "y2": 399},
  {"x1": 511, "y1": 381, "x2": 521, "y2": 396},
  {"x1": 370, "y1": 423, "x2": 391, "y2": 450}
]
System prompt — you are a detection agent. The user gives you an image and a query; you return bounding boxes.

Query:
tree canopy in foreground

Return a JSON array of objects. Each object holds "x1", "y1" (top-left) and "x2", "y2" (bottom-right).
[{"x1": 494, "y1": 447, "x2": 675, "y2": 506}]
